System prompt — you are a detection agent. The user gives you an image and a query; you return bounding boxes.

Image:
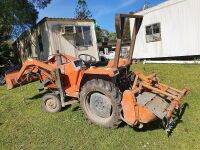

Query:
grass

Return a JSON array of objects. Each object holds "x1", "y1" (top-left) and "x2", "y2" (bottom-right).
[{"x1": 0, "y1": 64, "x2": 200, "y2": 150}]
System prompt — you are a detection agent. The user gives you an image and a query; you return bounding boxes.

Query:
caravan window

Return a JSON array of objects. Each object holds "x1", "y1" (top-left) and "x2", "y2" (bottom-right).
[
  {"x1": 75, "y1": 26, "x2": 92, "y2": 46},
  {"x1": 145, "y1": 23, "x2": 161, "y2": 43}
]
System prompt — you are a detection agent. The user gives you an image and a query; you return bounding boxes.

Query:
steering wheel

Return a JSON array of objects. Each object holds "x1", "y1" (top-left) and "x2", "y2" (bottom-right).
[{"x1": 78, "y1": 54, "x2": 97, "y2": 65}]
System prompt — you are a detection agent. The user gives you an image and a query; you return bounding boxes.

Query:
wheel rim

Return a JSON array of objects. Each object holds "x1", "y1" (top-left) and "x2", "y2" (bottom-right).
[
  {"x1": 87, "y1": 92, "x2": 112, "y2": 118},
  {"x1": 46, "y1": 99, "x2": 57, "y2": 110}
]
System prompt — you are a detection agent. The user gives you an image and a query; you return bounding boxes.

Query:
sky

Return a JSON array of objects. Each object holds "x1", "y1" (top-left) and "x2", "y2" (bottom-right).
[{"x1": 38, "y1": 0, "x2": 165, "y2": 32}]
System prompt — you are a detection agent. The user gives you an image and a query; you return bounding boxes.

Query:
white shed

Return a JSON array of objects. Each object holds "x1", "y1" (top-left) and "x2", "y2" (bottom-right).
[
  {"x1": 15, "y1": 17, "x2": 99, "y2": 62},
  {"x1": 130, "y1": 0, "x2": 200, "y2": 59}
]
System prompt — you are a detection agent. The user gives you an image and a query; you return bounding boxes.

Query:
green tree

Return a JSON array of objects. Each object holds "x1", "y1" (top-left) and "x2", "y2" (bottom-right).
[
  {"x1": 0, "y1": 0, "x2": 52, "y2": 38},
  {"x1": 95, "y1": 25, "x2": 103, "y2": 43},
  {"x1": 74, "y1": 0, "x2": 92, "y2": 19},
  {"x1": 122, "y1": 18, "x2": 131, "y2": 41},
  {"x1": 0, "y1": 0, "x2": 52, "y2": 64},
  {"x1": 109, "y1": 32, "x2": 116, "y2": 41},
  {"x1": 0, "y1": 25, "x2": 13, "y2": 63},
  {"x1": 31, "y1": 0, "x2": 52, "y2": 9},
  {"x1": 95, "y1": 26, "x2": 110, "y2": 43}
]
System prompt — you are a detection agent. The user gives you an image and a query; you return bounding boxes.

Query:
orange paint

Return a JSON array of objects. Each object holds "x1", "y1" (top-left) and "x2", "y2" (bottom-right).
[{"x1": 122, "y1": 90, "x2": 156, "y2": 125}]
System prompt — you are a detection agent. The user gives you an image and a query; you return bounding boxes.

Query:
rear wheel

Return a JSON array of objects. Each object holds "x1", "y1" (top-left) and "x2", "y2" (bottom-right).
[
  {"x1": 80, "y1": 79, "x2": 122, "y2": 128},
  {"x1": 41, "y1": 94, "x2": 62, "y2": 113}
]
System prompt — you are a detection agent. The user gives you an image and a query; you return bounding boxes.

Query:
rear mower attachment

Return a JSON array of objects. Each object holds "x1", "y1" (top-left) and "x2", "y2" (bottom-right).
[{"x1": 121, "y1": 71, "x2": 188, "y2": 134}]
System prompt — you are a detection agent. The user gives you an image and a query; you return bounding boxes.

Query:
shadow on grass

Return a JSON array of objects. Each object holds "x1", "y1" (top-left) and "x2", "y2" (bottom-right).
[
  {"x1": 71, "y1": 105, "x2": 81, "y2": 112},
  {"x1": 132, "y1": 120, "x2": 163, "y2": 132},
  {"x1": 28, "y1": 92, "x2": 48, "y2": 100},
  {"x1": 27, "y1": 92, "x2": 81, "y2": 112},
  {"x1": 62, "y1": 104, "x2": 81, "y2": 112},
  {"x1": 61, "y1": 105, "x2": 73, "y2": 112},
  {"x1": 167, "y1": 102, "x2": 189, "y2": 136}
]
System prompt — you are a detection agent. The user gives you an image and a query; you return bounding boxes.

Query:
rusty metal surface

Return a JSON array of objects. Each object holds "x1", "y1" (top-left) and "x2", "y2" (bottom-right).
[
  {"x1": 113, "y1": 14, "x2": 122, "y2": 69},
  {"x1": 166, "y1": 89, "x2": 179, "y2": 96},
  {"x1": 113, "y1": 14, "x2": 143, "y2": 68},
  {"x1": 128, "y1": 17, "x2": 143, "y2": 65},
  {"x1": 5, "y1": 70, "x2": 38, "y2": 90},
  {"x1": 122, "y1": 69, "x2": 188, "y2": 128},
  {"x1": 136, "y1": 92, "x2": 156, "y2": 105},
  {"x1": 145, "y1": 94, "x2": 170, "y2": 119},
  {"x1": 136, "y1": 91, "x2": 170, "y2": 119}
]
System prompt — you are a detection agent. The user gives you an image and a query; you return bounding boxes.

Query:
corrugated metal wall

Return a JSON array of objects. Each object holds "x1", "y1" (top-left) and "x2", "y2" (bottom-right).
[
  {"x1": 130, "y1": 0, "x2": 200, "y2": 59},
  {"x1": 47, "y1": 21, "x2": 99, "y2": 61}
]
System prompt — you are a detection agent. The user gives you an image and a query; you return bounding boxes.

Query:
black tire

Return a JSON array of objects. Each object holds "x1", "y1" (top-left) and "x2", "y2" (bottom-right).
[
  {"x1": 41, "y1": 94, "x2": 62, "y2": 113},
  {"x1": 0, "y1": 75, "x2": 5, "y2": 85},
  {"x1": 80, "y1": 79, "x2": 122, "y2": 128}
]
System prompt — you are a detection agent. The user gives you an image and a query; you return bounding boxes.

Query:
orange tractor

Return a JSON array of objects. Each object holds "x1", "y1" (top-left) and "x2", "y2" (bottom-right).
[{"x1": 5, "y1": 14, "x2": 188, "y2": 133}]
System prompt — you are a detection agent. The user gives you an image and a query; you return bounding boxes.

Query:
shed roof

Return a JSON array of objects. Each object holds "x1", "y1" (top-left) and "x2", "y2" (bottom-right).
[{"x1": 38, "y1": 17, "x2": 94, "y2": 25}]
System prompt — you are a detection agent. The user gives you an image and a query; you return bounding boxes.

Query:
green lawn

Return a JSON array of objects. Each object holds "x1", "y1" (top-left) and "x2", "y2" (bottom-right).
[{"x1": 0, "y1": 64, "x2": 200, "y2": 150}]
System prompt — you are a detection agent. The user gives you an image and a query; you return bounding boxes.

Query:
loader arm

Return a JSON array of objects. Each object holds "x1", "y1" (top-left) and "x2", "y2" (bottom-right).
[
  {"x1": 5, "y1": 58, "x2": 57, "y2": 90},
  {"x1": 16, "y1": 58, "x2": 57, "y2": 81}
]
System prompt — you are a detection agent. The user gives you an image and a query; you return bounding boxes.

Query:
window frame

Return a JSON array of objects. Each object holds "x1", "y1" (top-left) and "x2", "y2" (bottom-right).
[
  {"x1": 64, "y1": 25, "x2": 75, "y2": 34},
  {"x1": 74, "y1": 25, "x2": 93, "y2": 47},
  {"x1": 145, "y1": 23, "x2": 161, "y2": 43},
  {"x1": 62, "y1": 25, "x2": 93, "y2": 47}
]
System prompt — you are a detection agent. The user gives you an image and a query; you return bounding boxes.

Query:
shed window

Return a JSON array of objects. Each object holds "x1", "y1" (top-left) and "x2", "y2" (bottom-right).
[
  {"x1": 75, "y1": 26, "x2": 92, "y2": 46},
  {"x1": 28, "y1": 42, "x2": 32, "y2": 56},
  {"x1": 65, "y1": 26, "x2": 74, "y2": 34},
  {"x1": 145, "y1": 23, "x2": 161, "y2": 43},
  {"x1": 38, "y1": 35, "x2": 44, "y2": 52},
  {"x1": 62, "y1": 25, "x2": 93, "y2": 47}
]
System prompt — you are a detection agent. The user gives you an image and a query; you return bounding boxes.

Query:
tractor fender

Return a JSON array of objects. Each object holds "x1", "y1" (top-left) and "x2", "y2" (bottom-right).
[
  {"x1": 78, "y1": 67, "x2": 119, "y2": 90},
  {"x1": 82, "y1": 67, "x2": 119, "y2": 77},
  {"x1": 79, "y1": 73, "x2": 116, "y2": 91}
]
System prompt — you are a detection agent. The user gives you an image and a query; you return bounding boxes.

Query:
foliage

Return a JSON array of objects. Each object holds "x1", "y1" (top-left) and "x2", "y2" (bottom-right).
[
  {"x1": 95, "y1": 19, "x2": 130, "y2": 43},
  {"x1": 122, "y1": 18, "x2": 131, "y2": 41},
  {"x1": 95, "y1": 25, "x2": 111, "y2": 43},
  {"x1": 0, "y1": 0, "x2": 52, "y2": 38},
  {"x1": 0, "y1": 0, "x2": 51, "y2": 64},
  {"x1": 31, "y1": 0, "x2": 52, "y2": 9},
  {"x1": 109, "y1": 32, "x2": 117, "y2": 41},
  {"x1": 95, "y1": 25, "x2": 103, "y2": 43},
  {"x1": 0, "y1": 25, "x2": 13, "y2": 64},
  {"x1": 0, "y1": 64, "x2": 199, "y2": 149},
  {"x1": 74, "y1": 0, "x2": 92, "y2": 19}
]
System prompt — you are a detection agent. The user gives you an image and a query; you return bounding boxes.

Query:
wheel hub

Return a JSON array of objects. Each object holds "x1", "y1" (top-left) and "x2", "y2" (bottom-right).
[
  {"x1": 89, "y1": 93, "x2": 112, "y2": 118},
  {"x1": 46, "y1": 99, "x2": 57, "y2": 110}
]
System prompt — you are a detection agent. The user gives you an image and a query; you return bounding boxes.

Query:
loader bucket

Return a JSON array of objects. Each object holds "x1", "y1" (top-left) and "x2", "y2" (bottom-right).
[
  {"x1": 5, "y1": 70, "x2": 38, "y2": 90},
  {"x1": 5, "y1": 71, "x2": 20, "y2": 90}
]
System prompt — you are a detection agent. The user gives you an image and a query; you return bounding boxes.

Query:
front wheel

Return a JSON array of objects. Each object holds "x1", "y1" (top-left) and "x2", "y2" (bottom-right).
[
  {"x1": 80, "y1": 79, "x2": 122, "y2": 128},
  {"x1": 41, "y1": 94, "x2": 62, "y2": 113}
]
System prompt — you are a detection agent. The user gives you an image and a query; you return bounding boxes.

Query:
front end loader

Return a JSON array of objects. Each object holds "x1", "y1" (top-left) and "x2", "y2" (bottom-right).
[{"x1": 5, "y1": 14, "x2": 188, "y2": 134}]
